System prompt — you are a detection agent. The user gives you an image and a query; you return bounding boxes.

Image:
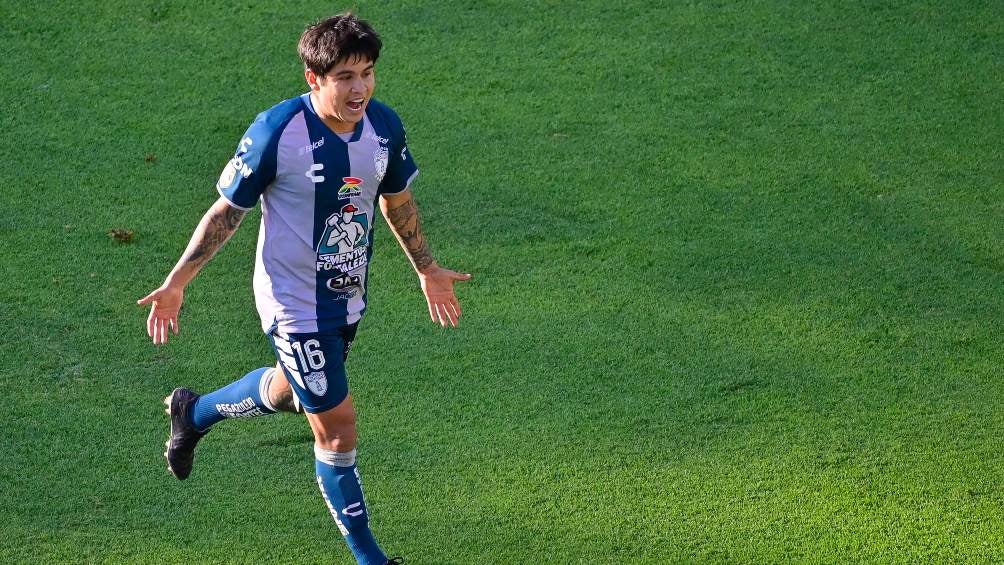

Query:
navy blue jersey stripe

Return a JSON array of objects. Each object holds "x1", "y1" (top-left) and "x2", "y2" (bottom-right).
[{"x1": 305, "y1": 112, "x2": 355, "y2": 330}]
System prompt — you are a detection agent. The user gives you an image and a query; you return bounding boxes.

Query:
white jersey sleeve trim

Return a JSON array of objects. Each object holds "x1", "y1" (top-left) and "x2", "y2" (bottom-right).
[
  {"x1": 381, "y1": 169, "x2": 419, "y2": 195},
  {"x1": 217, "y1": 186, "x2": 255, "y2": 211}
]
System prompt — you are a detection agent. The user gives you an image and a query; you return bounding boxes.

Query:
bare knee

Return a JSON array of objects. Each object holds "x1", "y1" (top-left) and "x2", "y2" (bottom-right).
[
  {"x1": 307, "y1": 397, "x2": 357, "y2": 451},
  {"x1": 265, "y1": 367, "x2": 300, "y2": 413},
  {"x1": 313, "y1": 423, "x2": 357, "y2": 452}
]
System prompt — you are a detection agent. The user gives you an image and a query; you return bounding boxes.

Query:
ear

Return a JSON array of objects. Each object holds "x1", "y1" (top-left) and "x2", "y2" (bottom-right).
[{"x1": 305, "y1": 68, "x2": 321, "y2": 91}]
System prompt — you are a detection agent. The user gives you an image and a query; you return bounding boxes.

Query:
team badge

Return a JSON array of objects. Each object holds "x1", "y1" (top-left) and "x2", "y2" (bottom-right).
[
  {"x1": 338, "y1": 176, "x2": 363, "y2": 198},
  {"x1": 373, "y1": 147, "x2": 389, "y2": 183},
  {"x1": 217, "y1": 161, "x2": 237, "y2": 189},
  {"x1": 305, "y1": 371, "x2": 328, "y2": 396}
]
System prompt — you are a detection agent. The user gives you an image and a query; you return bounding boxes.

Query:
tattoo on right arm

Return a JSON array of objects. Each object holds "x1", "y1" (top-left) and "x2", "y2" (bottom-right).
[{"x1": 177, "y1": 204, "x2": 247, "y2": 275}]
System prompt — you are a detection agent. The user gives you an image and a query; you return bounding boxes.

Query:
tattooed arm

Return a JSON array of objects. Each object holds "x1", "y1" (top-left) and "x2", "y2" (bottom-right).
[
  {"x1": 380, "y1": 190, "x2": 472, "y2": 327},
  {"x1": 381, "y1": 190, "x2": 435, "y2": 273},
  {"x1": 138, "y1": 197, "x2": 248, "y2": 344}
]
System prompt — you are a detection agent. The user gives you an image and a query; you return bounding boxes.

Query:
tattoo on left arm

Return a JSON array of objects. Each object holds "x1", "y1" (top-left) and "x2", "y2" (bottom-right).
[{"x1": 385, "y1": 196, "x2": 435, "y2": 271}]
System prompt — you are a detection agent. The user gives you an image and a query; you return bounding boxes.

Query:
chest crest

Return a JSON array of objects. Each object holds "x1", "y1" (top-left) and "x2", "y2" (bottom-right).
[{"x1": 373, "y1": 146, "x2": 389, "y2": 183}]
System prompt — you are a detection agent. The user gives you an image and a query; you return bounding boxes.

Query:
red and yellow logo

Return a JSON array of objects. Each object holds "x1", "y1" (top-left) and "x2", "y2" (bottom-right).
[{"x1": 338, "y1": 176, "x2": 363, "y2": 197}]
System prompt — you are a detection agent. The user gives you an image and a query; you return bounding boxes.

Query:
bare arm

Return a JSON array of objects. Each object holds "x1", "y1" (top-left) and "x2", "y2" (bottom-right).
[
  {"x1": 380, "y1": 190, "x2": 471, "y2": 327},
  {"x1": 163, "y1": 197, "x2": 248, "y2": 288},
  {"x1": 137, "y1": 197, "x2": 248, "y2": 344},
  {"x1": 380, "y1": 189, "x2": 436, "y2": 273}
]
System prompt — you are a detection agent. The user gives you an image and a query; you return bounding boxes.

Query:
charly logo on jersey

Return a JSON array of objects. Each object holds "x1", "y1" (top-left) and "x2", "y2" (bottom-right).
[
  {"x1": 316, "y1": 203, "x2": 369, "y2": 275},
  {"x1": 306, "y1": 163, "x2": 325, "y2": 183},
  {"x1": 217, "y1": 136, "x2": 255, "y2": 188},
  {"x1": 304, "y1": 371, "x2": 328, "y2": 396},
  {"x1": 373, "y1": 147, "x2": 389, "y2": 183},
  {"x1": 338, "y1": 176, "x2": 363, "y2": 198}
]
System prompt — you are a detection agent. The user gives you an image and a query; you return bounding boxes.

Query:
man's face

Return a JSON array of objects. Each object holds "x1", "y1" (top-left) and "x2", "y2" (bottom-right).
[{"x1": 306, "y1": 56, "x2": 375, "y2": 132}]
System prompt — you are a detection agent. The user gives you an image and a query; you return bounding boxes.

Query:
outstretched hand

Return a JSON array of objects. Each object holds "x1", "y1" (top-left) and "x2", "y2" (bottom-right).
[
  {"x1": 137, "y1": 285, "x2": 184, "y2": 344},
  {"x1": 419, "y1": 266, "x2": 471, "y2": 328}
]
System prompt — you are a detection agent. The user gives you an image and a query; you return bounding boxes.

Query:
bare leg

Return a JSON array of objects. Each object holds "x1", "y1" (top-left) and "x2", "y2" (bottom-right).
[{"x1": 266, "y1": 363, "x2": 302, "y2": 413}]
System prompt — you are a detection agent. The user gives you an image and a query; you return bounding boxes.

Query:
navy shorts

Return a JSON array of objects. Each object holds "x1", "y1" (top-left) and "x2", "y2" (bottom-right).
[{"x1": 267, "y1": 323, "x2": 358, "y2": 414}]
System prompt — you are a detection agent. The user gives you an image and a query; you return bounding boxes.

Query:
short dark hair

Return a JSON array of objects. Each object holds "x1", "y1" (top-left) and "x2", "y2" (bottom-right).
[{"x1": 298, "y1": 13, "x2": 382, "y2": 75}]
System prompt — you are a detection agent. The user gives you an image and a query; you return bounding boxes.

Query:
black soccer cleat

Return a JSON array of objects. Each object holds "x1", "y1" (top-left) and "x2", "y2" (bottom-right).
[
  {"x1": 385, "y1": 559, "x2": 404, "y2": 565},
  {"x1": 163, "y1": 387, "x2": 208, "y2": 480}
]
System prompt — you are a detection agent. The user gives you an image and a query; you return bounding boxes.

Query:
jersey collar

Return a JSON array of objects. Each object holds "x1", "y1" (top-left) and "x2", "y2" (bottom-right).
[{"x1": 300, "y1": 93, "x2": 364, "y2": 143}]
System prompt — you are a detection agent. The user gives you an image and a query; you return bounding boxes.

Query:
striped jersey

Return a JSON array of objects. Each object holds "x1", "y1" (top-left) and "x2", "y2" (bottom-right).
[{"x1": 215, "y1": 94, "x2": 418, "y2": 333}]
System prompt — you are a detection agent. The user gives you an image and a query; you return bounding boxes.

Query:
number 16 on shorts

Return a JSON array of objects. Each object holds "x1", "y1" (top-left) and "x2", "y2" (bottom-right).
[{"x1": 271, "y1": 330, "x2": 351, "y2": 413}]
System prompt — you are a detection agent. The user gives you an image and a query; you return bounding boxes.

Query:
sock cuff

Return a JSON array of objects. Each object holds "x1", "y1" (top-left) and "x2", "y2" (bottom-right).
[
  {"x1": 315, "y1": 446, "x2": 357, "y2": 467},
  {"x1": 258, "y1": 367, "x2": 277, "y2": 412}
]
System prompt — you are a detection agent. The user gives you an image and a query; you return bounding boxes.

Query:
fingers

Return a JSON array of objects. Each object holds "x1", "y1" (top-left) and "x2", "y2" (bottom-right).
[
  {"x1": 430, "y1": 301, "x2": 445, "y2": 327},
  {"x1": 435, "y1": 302, "x2": 457, "y2": 328},
  {"x1": 426, "y1": 298, "x2": 437, "y2": 323},
  {"x1": 432, "y1": 301, "x2": 458, "y2": 328},
  {"x1": 147, "y1": 308, "x2": 179, "y2": 344},
  {"x1": 433, "y1": 302, "x2": 445, "y2": 327},
  {"x1": 451, "y1": 272, "x2": 472, "y2": 282},
  {"x1": 443, "y1": 303, "x2": 456, "y2": 327},
  {"x1": 142, "y1": 289, "x2": 162, "y2": 343},
  {"x1": 146, "y1": 305, "x2": 156, "y2": 338},
  {"x1": 425, "y1": 293, "x2": 464, "y2": 328}
]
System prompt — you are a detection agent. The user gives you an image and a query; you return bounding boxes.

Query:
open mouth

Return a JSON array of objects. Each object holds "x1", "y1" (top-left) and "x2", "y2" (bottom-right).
[{"x1": 346, "y1": 98, "x2": 365, "y2": 112}]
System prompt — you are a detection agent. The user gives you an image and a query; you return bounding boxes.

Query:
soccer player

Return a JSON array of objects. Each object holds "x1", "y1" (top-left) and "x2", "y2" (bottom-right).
[{"x1": 137, "y1": 14, "x2": 469, "y2": 565}]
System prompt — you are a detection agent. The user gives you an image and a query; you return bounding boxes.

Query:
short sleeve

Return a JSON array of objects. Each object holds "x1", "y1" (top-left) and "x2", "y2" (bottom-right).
[
  {"x1": 378, "y1": 119, "x2": 419, "y2": 195},
  {"x1": 215, "y1": 116, "x2": 281, "y2": 209}
]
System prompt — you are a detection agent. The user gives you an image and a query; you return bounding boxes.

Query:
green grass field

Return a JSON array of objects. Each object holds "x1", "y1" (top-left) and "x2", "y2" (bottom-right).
[{"x1": 2, "y1": 1, "x2": 1002, "y2": 562}]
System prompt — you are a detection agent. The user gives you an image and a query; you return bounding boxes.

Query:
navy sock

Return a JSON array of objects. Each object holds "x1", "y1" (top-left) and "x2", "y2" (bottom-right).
[
  {"x1": 315, "y1": 448, "x2": 386, "y2": 565},
  {"x1": 191, "y1": 367, "x2": 277, "y2": 431}
]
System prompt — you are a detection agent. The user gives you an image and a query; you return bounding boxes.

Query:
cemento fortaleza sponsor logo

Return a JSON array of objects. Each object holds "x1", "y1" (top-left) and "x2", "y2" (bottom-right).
[
  {"x1": 316, "y1": 203, "x2": 369, "y2": 273},
  {"x1": 338, "y1": 176, "x2": 363, "y2": 198},
  {"x1": 216, "y1": 397, "x2": 268, "y2": 418}
]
